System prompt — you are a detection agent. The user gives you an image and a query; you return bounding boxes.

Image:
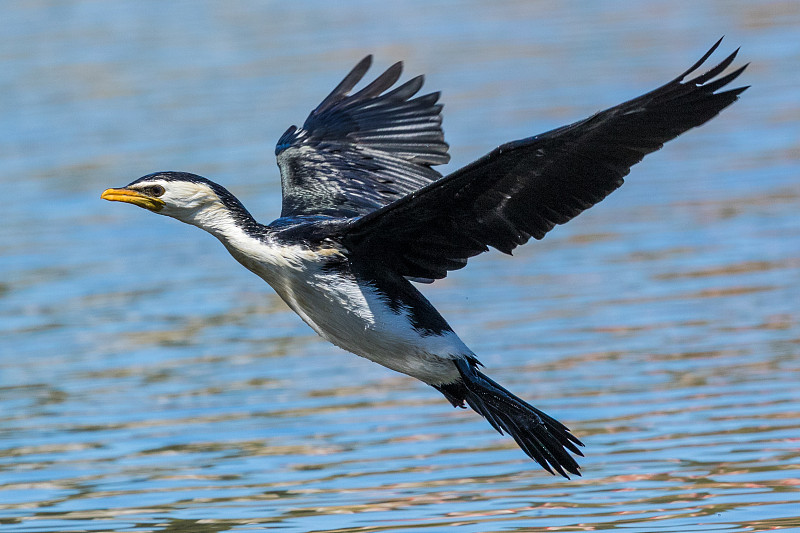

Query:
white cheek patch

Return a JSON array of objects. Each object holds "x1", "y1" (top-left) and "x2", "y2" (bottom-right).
[
  {"x1": 159, "y1": 183, "x2": 230, "y2": 227},
  {"x1": 167, "y1": 182, "x2": 215, "y2": 206}
]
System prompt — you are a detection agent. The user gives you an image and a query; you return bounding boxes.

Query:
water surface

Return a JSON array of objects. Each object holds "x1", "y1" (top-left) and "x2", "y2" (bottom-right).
[{"x1": 2, "y1": 1, "x2": 799, "y2": 532}]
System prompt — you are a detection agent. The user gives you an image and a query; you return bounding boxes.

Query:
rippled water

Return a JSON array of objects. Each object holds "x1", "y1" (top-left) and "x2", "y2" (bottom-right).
[{"x1": 2, "y1": 1, "x2": 799, "y2": 532}]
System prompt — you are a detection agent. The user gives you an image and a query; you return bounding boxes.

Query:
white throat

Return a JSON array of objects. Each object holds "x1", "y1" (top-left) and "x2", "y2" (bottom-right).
[{"x1": 181, "y1": 200, "x2": 243, "y2": 237}]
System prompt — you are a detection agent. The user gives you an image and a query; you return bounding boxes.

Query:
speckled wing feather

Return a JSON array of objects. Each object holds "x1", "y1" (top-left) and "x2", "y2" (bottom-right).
[
  {"x1": 276, "y1": 56, "x2": 450, "y2": 218},
  {"x1": 343, "y1": 39, "x2": 748, "y2": 282}
]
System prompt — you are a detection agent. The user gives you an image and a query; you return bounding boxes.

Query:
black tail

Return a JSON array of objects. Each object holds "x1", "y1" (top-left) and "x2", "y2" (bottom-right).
[{"x1": 436, "y1": 358, "x2": 584, "y2": 478}]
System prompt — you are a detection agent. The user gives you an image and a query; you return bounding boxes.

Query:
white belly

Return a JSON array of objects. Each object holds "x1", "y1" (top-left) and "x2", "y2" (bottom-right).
[{"x1": 236, "y1": 245, "x2": 466, "y2": 385}]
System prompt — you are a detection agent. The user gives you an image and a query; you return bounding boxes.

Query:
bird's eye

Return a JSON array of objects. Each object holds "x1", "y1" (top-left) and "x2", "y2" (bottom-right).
[{"x1": 142, "y1": 185, "x2": 165, "y2": 197}]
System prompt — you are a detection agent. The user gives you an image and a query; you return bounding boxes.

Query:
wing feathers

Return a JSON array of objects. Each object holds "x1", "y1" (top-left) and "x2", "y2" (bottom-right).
[
  {"x1": 277, "y1": 58, "x2": 450, "y2": 217},
  {"x1": 342, "y1": 40, "x2": 747, "y2": 280},
  {"x1": 314, "y1": 55, "x2": 373, "y2": 114},
  {"x1": 347, "y1": 61, "x2": 403, "y2": 101}
]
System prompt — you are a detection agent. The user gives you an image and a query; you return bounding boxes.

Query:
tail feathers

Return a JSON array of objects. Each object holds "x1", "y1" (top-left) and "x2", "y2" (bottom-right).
[{"x1": 437, "y1": 358, "x2": 584, "y2": 478}]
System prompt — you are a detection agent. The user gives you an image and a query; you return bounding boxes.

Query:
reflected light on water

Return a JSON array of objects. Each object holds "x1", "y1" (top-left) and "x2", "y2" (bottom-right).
[{"x1": 2, "y1": 1, "x2": 800, "y2": 532}]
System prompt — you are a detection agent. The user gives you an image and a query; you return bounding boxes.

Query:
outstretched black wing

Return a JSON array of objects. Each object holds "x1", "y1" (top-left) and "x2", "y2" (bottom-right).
[
  {"x1": 342, "y1": 39, "x2": 748, "y2": 282},
  {"x1": 276, "y1": 56, "x2": 450, "y2": 218}
]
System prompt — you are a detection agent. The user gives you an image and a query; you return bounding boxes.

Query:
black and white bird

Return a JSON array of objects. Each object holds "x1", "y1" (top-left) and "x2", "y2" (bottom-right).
[{"x1": 102, "y1": 39, "x2": 747, "y2": 478}]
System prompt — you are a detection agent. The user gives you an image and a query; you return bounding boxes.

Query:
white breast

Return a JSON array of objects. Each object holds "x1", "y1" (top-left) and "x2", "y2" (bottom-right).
[{"x1": 225, "y1": 235, "x2": 466, "y2": 385}]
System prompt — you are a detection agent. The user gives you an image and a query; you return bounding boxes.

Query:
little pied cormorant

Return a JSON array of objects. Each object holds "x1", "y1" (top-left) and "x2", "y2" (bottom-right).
[{"x1": 102, "y1": 39, "x2": 747, "y2": 478}]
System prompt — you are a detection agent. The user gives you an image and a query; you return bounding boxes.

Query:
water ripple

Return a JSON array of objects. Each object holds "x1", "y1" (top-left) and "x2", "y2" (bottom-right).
[{"x1": 2, "y1": 1, "x2": 799, "y2": 532}]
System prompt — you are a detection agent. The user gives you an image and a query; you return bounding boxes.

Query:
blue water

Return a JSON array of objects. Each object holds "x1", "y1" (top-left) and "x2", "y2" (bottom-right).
[{"x1": 2, "y1": 1, "x2": 799, "y2": 532}]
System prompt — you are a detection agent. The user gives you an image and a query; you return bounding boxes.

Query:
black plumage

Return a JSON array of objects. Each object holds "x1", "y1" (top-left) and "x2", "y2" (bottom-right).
[
  {"x1": 341, "y1": 38, "x2": 748, "y2": 281},
  {"x1": 276, "y1": 55, "x2": 450, "y2": 218}
]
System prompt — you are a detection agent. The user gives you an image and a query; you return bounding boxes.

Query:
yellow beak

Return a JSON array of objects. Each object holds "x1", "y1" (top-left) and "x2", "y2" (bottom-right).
[{"x1": 101, "y1": 188, "x2": 165, "y2": 212}]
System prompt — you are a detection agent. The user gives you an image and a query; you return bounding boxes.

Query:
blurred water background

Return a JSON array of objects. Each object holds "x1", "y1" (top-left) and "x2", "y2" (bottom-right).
[{"x1": 2, "y1": 1, "x2": 799, "y2": 531}]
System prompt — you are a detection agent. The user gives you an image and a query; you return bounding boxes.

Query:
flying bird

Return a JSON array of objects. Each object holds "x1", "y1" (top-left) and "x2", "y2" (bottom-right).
[{"x1": 102, "y1": 39, "x2": 747, "y2": 478}]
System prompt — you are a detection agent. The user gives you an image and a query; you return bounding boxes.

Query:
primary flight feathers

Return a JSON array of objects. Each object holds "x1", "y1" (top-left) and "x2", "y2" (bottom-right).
[{"x1": 281, "y1": 38, "x2": 747, "y2": 282}]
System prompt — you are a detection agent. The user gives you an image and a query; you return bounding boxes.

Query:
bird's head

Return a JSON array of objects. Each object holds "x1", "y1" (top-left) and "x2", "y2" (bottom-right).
[{"x1": 102, "y1": 171, "x2": 253, "y2": 232}]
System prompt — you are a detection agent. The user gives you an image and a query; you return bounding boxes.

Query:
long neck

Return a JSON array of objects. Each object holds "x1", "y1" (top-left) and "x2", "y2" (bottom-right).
[
  {"x1": 180, "y1": 194, "x2": 277, "y2": 263},
  {"x1": 189, "y1": 198, "x2": 259, "y2": 239},
  {"x1": 194, "y1": 201, "x2": 317, "y2": 293}
]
